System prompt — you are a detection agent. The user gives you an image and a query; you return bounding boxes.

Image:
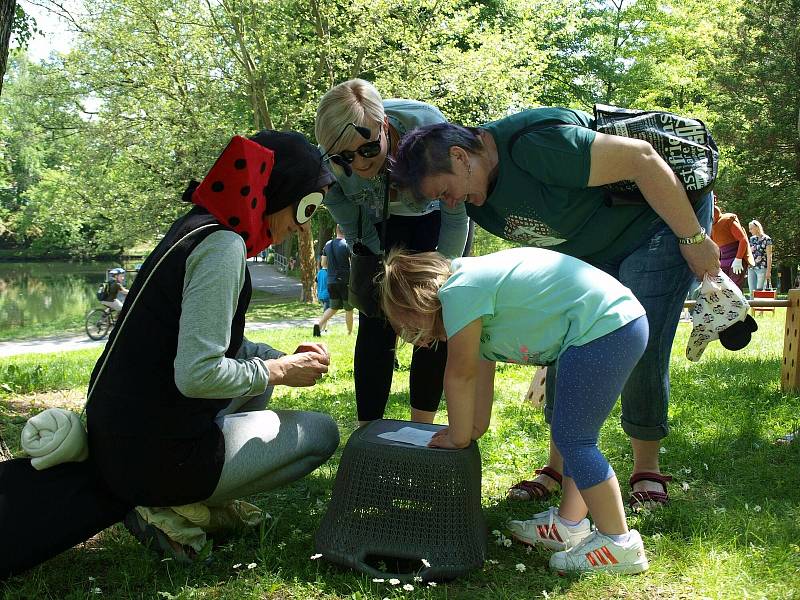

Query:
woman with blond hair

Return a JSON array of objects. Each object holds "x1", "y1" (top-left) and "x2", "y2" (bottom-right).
[
  {"x1": 315, "y1": 79, "x2": 469, "y2": 425},
  {"x1": 747, "y1": 219, "x2": 773, "y2": 295}
]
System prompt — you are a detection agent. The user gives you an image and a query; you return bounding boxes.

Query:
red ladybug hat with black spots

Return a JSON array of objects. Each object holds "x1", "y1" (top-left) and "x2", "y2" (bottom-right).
[{"x1": 191, "y1": 130, "x2": 335, "y2": 257}]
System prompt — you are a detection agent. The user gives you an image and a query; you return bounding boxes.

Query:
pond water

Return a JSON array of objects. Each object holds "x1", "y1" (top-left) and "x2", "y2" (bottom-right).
[{"x1": 0, "y1": 261, "x2": 140, "y2": 338}]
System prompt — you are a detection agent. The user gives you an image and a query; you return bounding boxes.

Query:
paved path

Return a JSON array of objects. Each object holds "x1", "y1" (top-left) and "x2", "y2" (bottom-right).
[{"x1": 0, "y1": 262, "x2": 351, "y2": 358}]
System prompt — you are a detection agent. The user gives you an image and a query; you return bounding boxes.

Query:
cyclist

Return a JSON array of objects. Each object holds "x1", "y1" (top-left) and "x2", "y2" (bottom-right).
[{"x1": 101, "y1": 268, "x2": 129, "y2": 312}]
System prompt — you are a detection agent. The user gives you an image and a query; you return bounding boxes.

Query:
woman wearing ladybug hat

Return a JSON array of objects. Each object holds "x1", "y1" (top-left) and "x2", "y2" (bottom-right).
[{"x1": 0, "y1": 131, "x2": 341, "y2": 575}]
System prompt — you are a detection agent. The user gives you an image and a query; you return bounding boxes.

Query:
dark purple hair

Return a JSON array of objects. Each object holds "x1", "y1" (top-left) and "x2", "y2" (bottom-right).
[{"x1": 390, "y1": 122, "x2": 484, "y2": 202}]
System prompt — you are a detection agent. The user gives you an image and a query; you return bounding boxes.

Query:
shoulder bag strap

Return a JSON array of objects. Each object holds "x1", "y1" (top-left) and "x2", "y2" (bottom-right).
[
  {"x1": 83, "y1": 223, "x2": 221, "y2": 412},
  {"x1": 354, "y1": 174, "x2": 391, "y2": 257}
]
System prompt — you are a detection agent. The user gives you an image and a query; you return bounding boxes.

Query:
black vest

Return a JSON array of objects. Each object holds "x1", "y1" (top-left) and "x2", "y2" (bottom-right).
[{"x1": 86, "y1": 206, "x2": 251, "y2": 439}]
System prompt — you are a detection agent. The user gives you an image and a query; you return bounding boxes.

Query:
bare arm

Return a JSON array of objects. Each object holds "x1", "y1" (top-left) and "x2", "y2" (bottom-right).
[
  {"x1": 429, "y1": 319, "x2": 484, "y2": 449},
  {"x1": 471, "y1": 359, "x2": 496, "y2": 438},
  {"x1": 588, "y1": 133, "x2": 720, "y2": 278}
]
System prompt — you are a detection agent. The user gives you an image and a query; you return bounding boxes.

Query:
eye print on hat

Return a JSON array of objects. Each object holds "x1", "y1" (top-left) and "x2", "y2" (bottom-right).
[{"x1": 294, "y1": 191, "x2": 323, "y2": 225}]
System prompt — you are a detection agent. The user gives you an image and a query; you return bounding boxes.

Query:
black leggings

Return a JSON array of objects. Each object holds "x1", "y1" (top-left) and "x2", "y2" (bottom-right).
[{"x1": 354, "y1": 211, "x2": 448, "y2": 421}]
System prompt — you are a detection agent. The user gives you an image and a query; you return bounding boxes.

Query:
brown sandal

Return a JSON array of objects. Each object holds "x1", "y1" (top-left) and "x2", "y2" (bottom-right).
[
  {"x1": 628, "y1": 471, "x2": 673, "y2": 510},
  {"x1": 508, "y1": 466, "x2": 563, "y2": 501}
]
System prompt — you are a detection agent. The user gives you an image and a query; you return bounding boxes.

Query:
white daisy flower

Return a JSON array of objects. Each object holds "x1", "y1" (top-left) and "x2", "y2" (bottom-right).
[
  {"x1": 247, "y1": 562, "x2": 257, "y2": 569},
  {"x1": 310, "y1": 553, "x2": 323, "y2": 560},
  {"x1": 515, "y1": 563, "x2": 526, "y2": 572},
  {"x1": 421, "y1": 558, "x2": 431, "y2": 568},
  {"x1": 389, "y1": 578, "x2": 400, "y2": 585},
  {"x1": 403, "y1": 584, "x2": 414, "y2": 591}
]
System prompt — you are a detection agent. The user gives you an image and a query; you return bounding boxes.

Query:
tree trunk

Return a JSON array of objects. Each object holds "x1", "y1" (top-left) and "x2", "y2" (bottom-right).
[
  {"x1": 796, "y1": 106, "x2": 800, "y2": 180},
  {"x1": 0, "y1": 0, "x2": 16, "y2": 97},
  {"x1": 316, "y1": 224, "x2": 333, "y2": 261},
  {"x1": 298, "y1": 228, "x2": 316, "y2": 302},
  {"x1": 778, "y1": 264, "x2": 793, "y2": 293}
]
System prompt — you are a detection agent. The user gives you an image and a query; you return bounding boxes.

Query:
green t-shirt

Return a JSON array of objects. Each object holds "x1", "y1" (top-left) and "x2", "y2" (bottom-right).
[
  {"x1": 469, "y1": 107, "x2": 661, "y2": 263},
  {"x1": 439, "y1": 247, "x2": 645, "y2": 365}
]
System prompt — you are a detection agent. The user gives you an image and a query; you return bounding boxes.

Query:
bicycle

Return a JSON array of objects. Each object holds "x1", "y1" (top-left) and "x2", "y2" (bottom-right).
[{"x1": 85, "y1": 306, "x2": 118, "y2": 340}]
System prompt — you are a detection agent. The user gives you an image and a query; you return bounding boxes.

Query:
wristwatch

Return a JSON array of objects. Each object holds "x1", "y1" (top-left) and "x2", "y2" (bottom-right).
[{"x1": 677, "y1": 227, "x2": 707, "y2": 245}]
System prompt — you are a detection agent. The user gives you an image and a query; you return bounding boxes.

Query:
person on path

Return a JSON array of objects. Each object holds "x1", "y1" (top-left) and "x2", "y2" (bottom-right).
[
  {"x1": 710, "y1": 199, "x2": 751, "y2": 291},
  {"x1": 747, "y1": 219, "x2": 773, "y2": 295},
  {"x1": 314, "y1": 225, "x2": 353, "y2": 336}
]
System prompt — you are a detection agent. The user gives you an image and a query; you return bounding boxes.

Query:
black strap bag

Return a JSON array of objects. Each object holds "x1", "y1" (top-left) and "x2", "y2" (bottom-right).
[
  {"x1": 593, "y1": 103, "x2": 718, "y2": 204},
  {"x1": 507, "y1": 104, "x2": 719, "y2": 206},
  {"x1": 347, "y1": 177, "x2": 390, "y2": 318}
]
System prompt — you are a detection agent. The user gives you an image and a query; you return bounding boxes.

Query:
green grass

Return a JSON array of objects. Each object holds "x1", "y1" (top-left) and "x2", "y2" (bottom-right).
[{"x1": 1, "y1": 313, "x2": 799, "y2": 599}]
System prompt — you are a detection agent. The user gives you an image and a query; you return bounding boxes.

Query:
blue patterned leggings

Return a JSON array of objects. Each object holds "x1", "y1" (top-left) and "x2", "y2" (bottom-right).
[{"x1": 550, "y1": 316, "x2": 649, "y2": 490}]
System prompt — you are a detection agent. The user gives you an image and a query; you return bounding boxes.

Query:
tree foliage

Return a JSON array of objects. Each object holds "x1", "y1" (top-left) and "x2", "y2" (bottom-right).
[
  {"x1": 1, "y1": 0, "x2": 798, "y2": 293},
  {"x1": 711, "y1": 0, "x2": 800, "y2": 268}
]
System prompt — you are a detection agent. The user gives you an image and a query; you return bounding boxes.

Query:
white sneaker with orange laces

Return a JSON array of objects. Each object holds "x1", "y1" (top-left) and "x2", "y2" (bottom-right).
[
  {"x1": 507, "y1": 506, "x2": 592, "y2": 551},
  {"x1": 549, "y1": 529, "x2": 649, "y2": 574}
]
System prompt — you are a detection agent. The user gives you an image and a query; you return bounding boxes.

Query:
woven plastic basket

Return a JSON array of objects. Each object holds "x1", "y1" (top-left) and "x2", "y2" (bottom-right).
[{"x1": 315, "y1": 419, "x2": 486, "y2": 581}]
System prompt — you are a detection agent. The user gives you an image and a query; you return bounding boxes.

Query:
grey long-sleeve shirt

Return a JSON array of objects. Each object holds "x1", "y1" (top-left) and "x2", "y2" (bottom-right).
[{"x1": 173, "y1": 230, "x2": 284, "y2": 399}]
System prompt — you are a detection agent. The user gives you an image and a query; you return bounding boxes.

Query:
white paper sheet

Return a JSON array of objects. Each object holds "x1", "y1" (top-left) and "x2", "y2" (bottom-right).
[{"x1": 377, "y1": 426, "x2": 437, "y2": 447}]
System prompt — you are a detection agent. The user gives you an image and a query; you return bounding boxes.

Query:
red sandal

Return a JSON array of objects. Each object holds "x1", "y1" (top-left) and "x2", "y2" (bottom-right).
[
  {"x1": 508, "y1": 466, "x2": 563, "y2": 501},
  {"x1": 628, "y1": 471, "x2": 673, "y2": 510}
]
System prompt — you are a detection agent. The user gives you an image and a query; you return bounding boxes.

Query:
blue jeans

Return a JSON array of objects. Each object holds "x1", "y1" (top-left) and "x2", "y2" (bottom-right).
[
  {"x1": 545, "y1": 192, "x2": 713, "y2": 441},
  {"x1": 747, "y1": 267, "x2": 767, "y2": 296}
]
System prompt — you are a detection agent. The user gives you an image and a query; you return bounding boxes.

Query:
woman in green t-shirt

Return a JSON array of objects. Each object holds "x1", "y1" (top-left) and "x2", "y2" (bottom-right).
[{"x1": 390, "y1": 113, "x2": 719, "y2": 509}]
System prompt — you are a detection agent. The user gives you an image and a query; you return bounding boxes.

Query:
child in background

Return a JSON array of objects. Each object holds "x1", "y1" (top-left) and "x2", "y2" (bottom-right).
[
  {"x1": 380, "y1": 247, "x2": 650, "y2": 574},
  {"x1": 317, "y1": 256, "x2": 330, "y2": 332}
]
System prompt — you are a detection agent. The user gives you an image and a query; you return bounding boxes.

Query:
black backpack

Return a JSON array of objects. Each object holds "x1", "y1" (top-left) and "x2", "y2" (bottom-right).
[
  {"x1": 96, "y1": 282, "x2": 110, "y2": 302},
  {"x1": 507, "y1": 104, "x2": 718, "y2": 206}
]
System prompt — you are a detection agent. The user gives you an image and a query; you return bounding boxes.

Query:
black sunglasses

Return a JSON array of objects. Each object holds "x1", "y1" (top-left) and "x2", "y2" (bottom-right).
[{"x1": 333, "y1": 130, "x2": 382, "y2": 164}]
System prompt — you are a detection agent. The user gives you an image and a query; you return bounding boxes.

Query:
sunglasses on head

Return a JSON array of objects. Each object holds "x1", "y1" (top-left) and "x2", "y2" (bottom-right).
[{"x1": 294, "y1": 191, "x2": 324, "y2": 225}]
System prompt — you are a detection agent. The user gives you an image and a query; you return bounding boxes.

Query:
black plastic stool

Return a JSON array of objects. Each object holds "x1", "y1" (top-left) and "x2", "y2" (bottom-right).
[{"x1": 315, "y1": 419, "x2": 486, "y2": 581}]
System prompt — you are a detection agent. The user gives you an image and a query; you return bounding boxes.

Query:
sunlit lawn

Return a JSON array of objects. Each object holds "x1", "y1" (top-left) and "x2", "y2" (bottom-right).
[{"x1": 1, "y1": 311, "x2": 799, "y2": 599}]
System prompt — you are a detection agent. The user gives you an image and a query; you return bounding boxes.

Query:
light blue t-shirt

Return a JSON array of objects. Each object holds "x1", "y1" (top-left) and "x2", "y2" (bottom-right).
[{"x1": 439, "y1": 247, "x2": 645, "y2": 365}]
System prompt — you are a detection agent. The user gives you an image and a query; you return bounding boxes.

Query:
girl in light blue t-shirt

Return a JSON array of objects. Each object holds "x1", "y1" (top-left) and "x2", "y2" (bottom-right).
[{"x1": 380, "y1": 247, "x2": 650, "y2": 575}]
